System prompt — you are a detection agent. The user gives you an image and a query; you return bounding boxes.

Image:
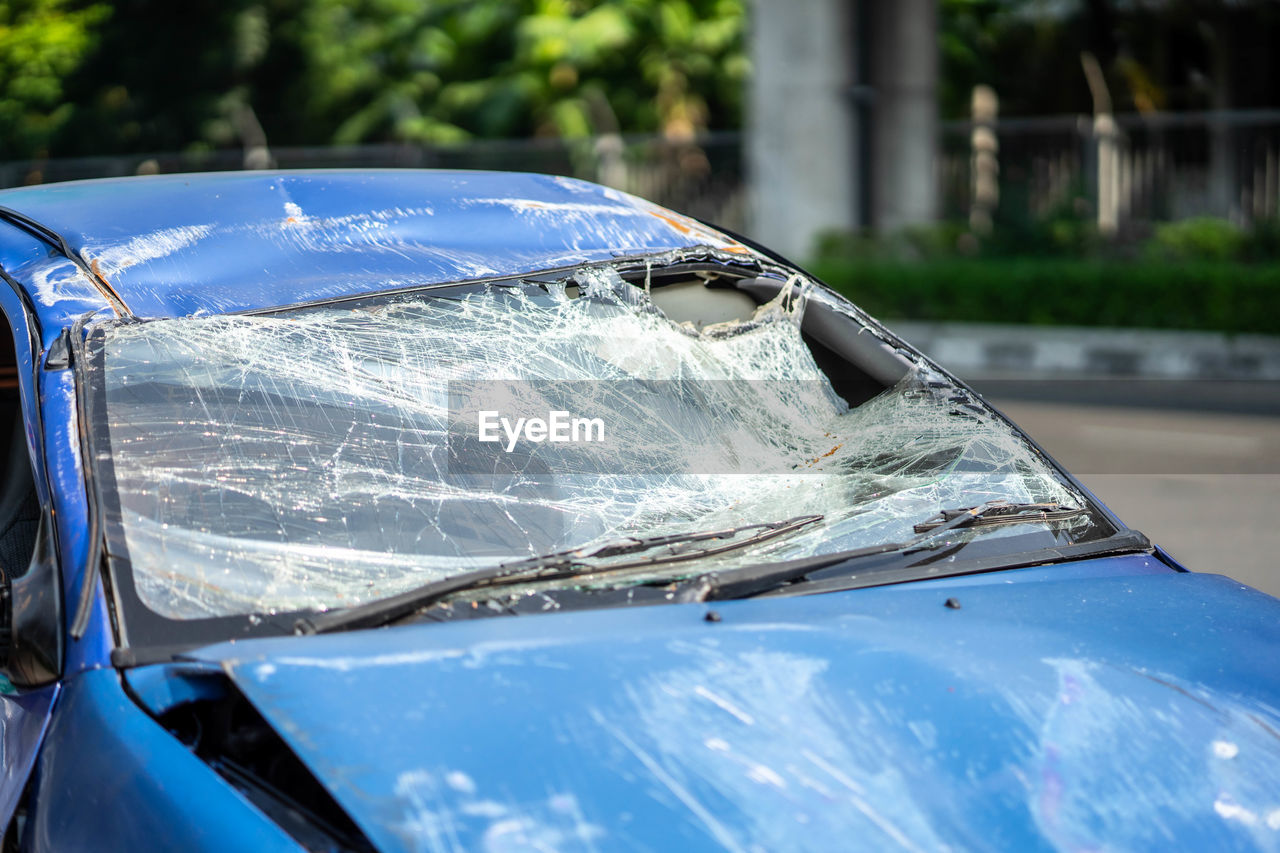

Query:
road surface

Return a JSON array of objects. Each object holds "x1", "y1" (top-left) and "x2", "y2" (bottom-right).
[{"x1": 990, "y1": 398, "x2": 1280, "y2": 598}]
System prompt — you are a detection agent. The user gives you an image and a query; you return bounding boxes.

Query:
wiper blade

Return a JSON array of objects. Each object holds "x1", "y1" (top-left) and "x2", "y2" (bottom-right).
[
  {"x1": 687, "y1": 500, "x2": 1087, "y2": 601},
  {"x1": 745, "y1": 529, "x2": 1152, "y2": 601},
  {"x1": 300, "y1": 514, "x2": 823, "y2": 635},
  {"x1": 911, "y1": 500, "x2": 1085, "y2": 533}
]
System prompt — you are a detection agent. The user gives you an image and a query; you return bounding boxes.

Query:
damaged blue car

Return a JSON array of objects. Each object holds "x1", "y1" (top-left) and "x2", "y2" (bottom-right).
[{"x1": 0, "y1": 170, "x2": 1277, "y2": 851}]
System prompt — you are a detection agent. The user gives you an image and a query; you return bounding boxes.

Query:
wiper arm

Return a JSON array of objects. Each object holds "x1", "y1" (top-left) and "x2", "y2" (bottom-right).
[
  {"x1": 299, "y1": 514, "x2": 823, "y2": 635},
  {"x1": 687, "y1": 500, "x2": 1087, "y2": 601},
  {"x1": 911, "y1": 501, "x2": 1085, "y2": 533}
]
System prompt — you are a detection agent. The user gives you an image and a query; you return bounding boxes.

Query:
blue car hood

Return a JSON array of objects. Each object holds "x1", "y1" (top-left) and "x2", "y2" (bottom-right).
[{"x1": 186, "y1": 559, "x2": 1280, "y2": 852}]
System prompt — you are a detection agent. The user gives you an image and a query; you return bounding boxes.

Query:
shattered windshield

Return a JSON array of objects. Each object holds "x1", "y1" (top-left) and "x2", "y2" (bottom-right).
[{"x1": 85, "y1": 257, "x2": 1104, "y2": 627}]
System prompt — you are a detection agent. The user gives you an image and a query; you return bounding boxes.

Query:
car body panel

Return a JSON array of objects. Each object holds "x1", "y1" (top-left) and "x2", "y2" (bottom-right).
[
  {"x1": 0, "y1": 170, "x2": 744, "y2": 328},
  {"x1": 27, "y1": 668, "x2": 301, "y2": 852},
  {"x1": 179, "y1": 557, "x2": 1280, "y2": 852},
  {"x1": 38, "y1": 368, "x2": 105, "y2": 677},
  {"x1": 0, "y1": 686, "x2": 58, "y2": 836},
  {"x1": 0, "y1": 283, "x2": 63, "y2": 833},
  {"x1": 0, "y1": 221, "x2": 106, "y2": 352}
]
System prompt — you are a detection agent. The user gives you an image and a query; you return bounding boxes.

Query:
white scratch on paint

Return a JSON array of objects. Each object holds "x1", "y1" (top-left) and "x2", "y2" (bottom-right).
[
  {"x1": 265, "y1": 647, "x2": 465, "y2": 671},
  {"x1": 799, "y1": 749, "x2": 865, "y2": 796},
  {"x1": 445, "y1": 771, "x2": 476, "y2": 794},
  {"x1": 28, "y1": 261, "x2": 87, "y2": 307},
  {"x1": 394, "y1": 768, "x2": 463, "y2": 853},
  {"x1": 694, "y1": 685, "x2": 756, "y2": 726},
  {"x1": 1213, "y1": 740, "x2": 1240, "y2": 760},
  {"x1": 907, "y1": 720, "x2": 938, "y2": 751},
  {"x1": 801, "y1": 749, "x2": 923, "y2": 853},
  {"x1": 746, "y1": 764, "x2": 787, "y2": 789},
  {"x1": 589, "y1": 707, "x2": 745, "y2": 853},
  {"x1": 86, "y1": 223, "x2": 215, "y2": 277},
  {"x1": 459, "y1": 800, "x2": 506, "y2": 819},
  {"x1": 1214, "y1": 796, "x2": 1259, "y2": 826},
  {"x1": 465, "y1": 198, "x2": 630, "y2": 217}
]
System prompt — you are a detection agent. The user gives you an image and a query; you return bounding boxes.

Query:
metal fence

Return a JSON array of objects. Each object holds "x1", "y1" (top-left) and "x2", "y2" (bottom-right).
[
  {"x1": 0, "y1": 132, "x2": 749, "y2": 233},
  {"x1": 9, "y1": 109, "x2": 1280, "y2": 235},
  {"x1": 940, "y1": 109, "x2": 1280, "y2": 231}
]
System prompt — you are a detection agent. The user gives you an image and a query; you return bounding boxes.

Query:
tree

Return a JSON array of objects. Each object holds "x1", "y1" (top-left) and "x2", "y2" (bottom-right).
[
  {"x1": 42, "y1": 0, "x2": 745, "y2": 158},
  {"x1": 939, "y1": 0, "x2": 1280, "y2": 119},
  {"x1": 273, "y1": 0, "x2": 746, "y2": 145},
  {"x1": 0, "y1": 0, "x2": 106, "y2": 159}
]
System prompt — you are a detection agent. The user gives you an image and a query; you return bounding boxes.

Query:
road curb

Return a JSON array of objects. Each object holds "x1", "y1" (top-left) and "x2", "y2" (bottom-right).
[{"x1": 889, "y1": 322, "x2": 1280, "y2": 381}]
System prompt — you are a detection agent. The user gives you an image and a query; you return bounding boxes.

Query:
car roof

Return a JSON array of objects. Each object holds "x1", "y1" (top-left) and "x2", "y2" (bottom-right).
[{"x1": 0, "y1": 169, "x2": 744, "y2": 338}]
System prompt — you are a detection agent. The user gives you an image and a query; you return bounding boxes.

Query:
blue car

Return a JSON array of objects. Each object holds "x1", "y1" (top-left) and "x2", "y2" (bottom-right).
[{"x1": 0, "y1": 170, "x2": 1277, "y2": 851}]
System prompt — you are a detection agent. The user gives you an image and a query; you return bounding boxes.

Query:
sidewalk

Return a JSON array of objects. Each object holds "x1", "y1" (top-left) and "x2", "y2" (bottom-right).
[{"x1": 890, "y1": 321, "x2": 1280, "y2": 381}]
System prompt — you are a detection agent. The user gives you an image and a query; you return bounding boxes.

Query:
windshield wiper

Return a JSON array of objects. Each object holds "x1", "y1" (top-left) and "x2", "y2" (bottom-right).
[
  {"x1": 299, "y1": 514, "x2": 823, "y2": 634},
  {"x1": 911, "y1": 500, "x2": 1084, "y2": 532},
  {"x1": 684, "y1": 500, "x2": 1091, "y2": 601}
]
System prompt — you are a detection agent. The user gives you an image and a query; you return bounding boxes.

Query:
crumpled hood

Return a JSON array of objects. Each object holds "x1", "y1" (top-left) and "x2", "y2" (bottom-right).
[{"x1": 189, "y1": 558, "x2": 1280, "y2": 852}]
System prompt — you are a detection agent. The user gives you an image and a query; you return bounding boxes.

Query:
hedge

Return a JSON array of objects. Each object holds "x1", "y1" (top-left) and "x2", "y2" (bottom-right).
[{"x1": 806, "y1": 258, "x2": 1280, "y2": 336}]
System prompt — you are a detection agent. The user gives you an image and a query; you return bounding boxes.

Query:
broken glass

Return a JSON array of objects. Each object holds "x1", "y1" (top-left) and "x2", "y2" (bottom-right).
[{"x1": 90, "y1": 260, "x2": 1089, "y2": 620}]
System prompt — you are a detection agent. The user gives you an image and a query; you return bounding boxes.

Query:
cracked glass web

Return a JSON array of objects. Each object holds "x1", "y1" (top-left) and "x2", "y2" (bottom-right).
[{"x1": 96, "y1": 265, "x2": 1086, "y2": 619}]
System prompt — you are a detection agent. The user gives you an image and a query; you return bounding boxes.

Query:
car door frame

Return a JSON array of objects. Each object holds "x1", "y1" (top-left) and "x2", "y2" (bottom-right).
[{"x1": 0, "y1": 270, "x2": 65, "y2": 835}]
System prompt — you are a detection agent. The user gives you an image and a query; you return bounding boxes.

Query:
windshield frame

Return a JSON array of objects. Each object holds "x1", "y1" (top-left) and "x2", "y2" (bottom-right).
[{"x1": 73, "y1": 250, "x2": 1127, "y2": 655}]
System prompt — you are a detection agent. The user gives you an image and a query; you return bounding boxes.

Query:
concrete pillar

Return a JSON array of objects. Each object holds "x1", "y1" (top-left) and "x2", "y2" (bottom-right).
[
  {"x1": 868, "y1": 0, "x2": 939, "y2": 231},
  {"x1": 747, "y1": 0, "x2": 859, "y2": 259}
]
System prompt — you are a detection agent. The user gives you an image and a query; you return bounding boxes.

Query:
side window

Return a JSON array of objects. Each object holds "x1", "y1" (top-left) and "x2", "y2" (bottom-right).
[{"x1": 0, "y1": 315, "x2": 38, "y2": 581}]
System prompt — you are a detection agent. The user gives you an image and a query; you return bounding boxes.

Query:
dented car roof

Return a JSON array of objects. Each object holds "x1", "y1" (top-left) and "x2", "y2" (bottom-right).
[{"x1": 0, "y1": 169, "x2": 744, "y2": 334}]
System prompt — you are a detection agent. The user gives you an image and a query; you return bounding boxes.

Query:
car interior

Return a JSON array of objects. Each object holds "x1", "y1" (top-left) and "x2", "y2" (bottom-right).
[
  {"x1": 0, "y1": 313, "x2": 40, "y2": 583},
  {"x1": 637, "y1": 268, "x2": 912, "y2": 408}
]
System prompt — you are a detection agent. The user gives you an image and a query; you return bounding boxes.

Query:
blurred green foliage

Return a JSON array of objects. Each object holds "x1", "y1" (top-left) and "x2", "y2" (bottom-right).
[
  {"x1": 813, "y1": 215, "x2": 1280, "y2": 334},
  {"x1": 4, "y1": 0, "x2": 746, "y2": 159},
  {"x1": 939, "y1": 0, "x2": 1280, "y2": 118},
  {"x1": 809, "y1": 257, "x2": 1280, "y2": 335},
  {"x1": 288, "y1": 0, "x2": 745, "y2": 144},
  {"x1": 1147, "y1": 217, "x2": 1245, "y2": 262},
  {"x1": 818, "y1": 213, "x2": 1280, "y2": 265},
  {"x1": 0, "y1": 0, "x2": 107, "y2": 156}
]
